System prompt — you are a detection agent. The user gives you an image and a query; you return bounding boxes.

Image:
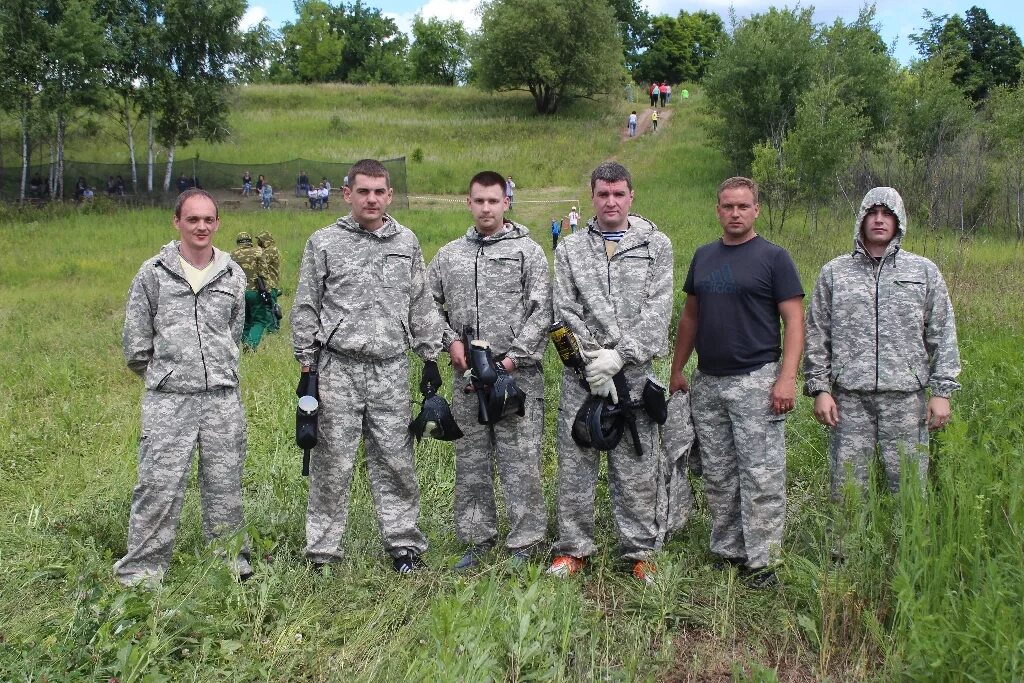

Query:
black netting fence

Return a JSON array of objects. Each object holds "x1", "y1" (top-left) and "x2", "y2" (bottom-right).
[{"x1": 0, "y1": 157, "x2": 409, "y2": 210}]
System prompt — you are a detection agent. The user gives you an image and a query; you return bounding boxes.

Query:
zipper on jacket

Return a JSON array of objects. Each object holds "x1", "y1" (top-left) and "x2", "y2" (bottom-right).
[
  {"x1": 474, "y1": 241, "x2": 483, "y2": 336},
  {"x1": 194, "y1": 293, "x2": 210, "y2": 391}
]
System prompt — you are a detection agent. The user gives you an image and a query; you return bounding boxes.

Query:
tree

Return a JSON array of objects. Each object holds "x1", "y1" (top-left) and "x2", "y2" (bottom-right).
[
  {"x1": 605, "y1": 0, "x2": 649, "y2": 72},
  {"x1": 911, "y1": 6, "x2": 1023, "y2": 102},
  {"x1": 281, "y1": 0, "x2": 345, "y2": 82},
  {"x1": 408, "y1": 15, "x2": 469, "y2": 86},
  {"x1": 474, "y1": 0, "x2": 624, "y2": 114},
  {"x1": 986, "y1": 84, "x2": 1024, "y2": 239},
  {"x1": 155, "y1": 0, "x2": 245, "y2": 190},
  {"x1": 703, "y1": 7, "x2": 819, "y2": 170},
  {"x1": 39, "y1": 0, "x2": 107, "y2": 198},
  {"x1": 0, "y1": 0, "x2": 49, "y2": 200},
  {"x1": 634, "y1": 10, "x2": 724, "y2": 85}
]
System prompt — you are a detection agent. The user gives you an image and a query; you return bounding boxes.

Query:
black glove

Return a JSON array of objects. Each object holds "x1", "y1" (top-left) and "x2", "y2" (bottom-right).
[
  {"x1": 296, "y1": 371, "x2": 311, "y2": 397},
  {"x1": 420, "y1": 360, "x2": 443, "y2": 395}
]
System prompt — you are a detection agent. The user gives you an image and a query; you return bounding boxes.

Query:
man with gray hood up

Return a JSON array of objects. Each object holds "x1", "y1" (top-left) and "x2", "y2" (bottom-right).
[
  {"x1": 804, "y1": 187, "x2": 961, "y2": 499},
  {"x1": 426, "y1": 170, "x2": 551, "y2": 570}
]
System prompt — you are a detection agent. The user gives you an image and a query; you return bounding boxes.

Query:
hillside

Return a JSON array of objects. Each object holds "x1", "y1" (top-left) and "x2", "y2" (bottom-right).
[{"x1": 1, "y1": 84, "x2": 1022, "y2": 681}]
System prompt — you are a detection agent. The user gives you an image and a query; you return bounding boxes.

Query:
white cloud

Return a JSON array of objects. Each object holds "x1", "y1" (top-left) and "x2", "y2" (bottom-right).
[
  {"x1": 240, "y1": 6, "x2": 268, "y2": 30},
  {"x1": 390, "y1": 0, "x2": 482, "y2": 39}
]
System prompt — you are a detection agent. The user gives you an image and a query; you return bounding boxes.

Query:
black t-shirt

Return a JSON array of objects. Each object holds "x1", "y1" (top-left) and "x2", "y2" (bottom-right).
[{"x1": 683, "y1": 235, "x2": 803, "y2": 376}]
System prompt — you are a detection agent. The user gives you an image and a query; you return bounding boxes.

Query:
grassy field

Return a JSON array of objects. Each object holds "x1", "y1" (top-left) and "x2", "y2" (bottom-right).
[{"x1": 1, "y1": 84, "x2": 1023, "y2": 681}]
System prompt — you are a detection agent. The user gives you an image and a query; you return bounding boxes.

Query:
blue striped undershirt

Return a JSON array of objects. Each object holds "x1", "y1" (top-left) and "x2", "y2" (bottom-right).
[{"x1": 600, "y1": 230, "x2": 627, "y2": 242}]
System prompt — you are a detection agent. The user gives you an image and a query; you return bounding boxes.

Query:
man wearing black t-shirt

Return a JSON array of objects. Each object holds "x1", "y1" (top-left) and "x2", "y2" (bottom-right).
[{"x1": 669, "y1": 177, "x2": 804, "y2": 588}]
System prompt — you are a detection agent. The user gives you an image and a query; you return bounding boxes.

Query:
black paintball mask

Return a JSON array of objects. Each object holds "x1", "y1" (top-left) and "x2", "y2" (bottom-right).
[{"x1": 409, "y1": 388, "x2": 464, "y2": 441}]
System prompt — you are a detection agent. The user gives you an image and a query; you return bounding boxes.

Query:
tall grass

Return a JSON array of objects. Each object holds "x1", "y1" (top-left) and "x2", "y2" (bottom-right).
[{"x1": 1, "y1": 85, "x2": 1022, "y2": 681}]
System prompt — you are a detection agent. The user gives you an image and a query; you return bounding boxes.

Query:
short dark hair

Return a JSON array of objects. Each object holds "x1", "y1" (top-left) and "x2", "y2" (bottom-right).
[
  {"x1": 346, "y1": 159, "x2": 390, "y2": 188},
  {"x1": 590, "y1": 161, "x2": 632, "y2": 191},
  {"x1": 174, "y1": 188, "x2": 218, "y2": 218},
  {"x1": 717, "y1": 177, "x2": 759, "y2": 204},
  {"x1": 468, "y1": 170, "x2": 506, "y2": 194}
]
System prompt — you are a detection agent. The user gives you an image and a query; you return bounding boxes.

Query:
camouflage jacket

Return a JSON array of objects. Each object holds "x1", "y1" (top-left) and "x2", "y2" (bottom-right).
[
  {"x1": 426, "y1": 221, "x2": 551, "y2": 391},
  {"x1": 231, "y1": 244, "x2": 265, "y2": 291},
  {"x1": 123, "y1": 241, "x2": 245, "y2": 393},
  {"x1": 804, "y1": 187, "x2": 961, "y2": 397},
  {"x1": 290, "y1": 213, "x2": 443, "y2": 367},
  {"x1": 553, "y1": 214, "x2": 673, "y2": 366},
  {"x1": 258, "y1": 233, "x2": 281, "y2": 290}
]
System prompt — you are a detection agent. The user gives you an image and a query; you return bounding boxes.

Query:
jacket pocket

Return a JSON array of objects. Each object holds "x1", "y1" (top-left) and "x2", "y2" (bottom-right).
[
  {"x1": 154, "y1": 369, "x2": 174, "y2": 391},
  {"x1": 382, "y1": 253, "x2": 412, "y2": 290},
  {"x1": 486, "y1": 255, "x2": 524, "y2": 293}
]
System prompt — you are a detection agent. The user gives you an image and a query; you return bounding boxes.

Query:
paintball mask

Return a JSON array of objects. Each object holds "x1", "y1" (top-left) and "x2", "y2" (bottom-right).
[{"x1": 410, "y1": 387, "x2": 464, "y2": 441}]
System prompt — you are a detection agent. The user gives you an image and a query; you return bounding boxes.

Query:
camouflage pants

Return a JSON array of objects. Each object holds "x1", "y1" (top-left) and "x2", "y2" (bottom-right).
[
  {"x1": 553, "y1": 365, "x2": 663, "y2": 562},
  {"x1": 113, "y1": 388, "x2": 250, "y2": 585},
  {"x1": 829, "y1": 389, "x2": 928, "y2": 499},
  {"x1": 243, "y1": 291, "x2": 275, "y2": 348},
  {"x1": 451, "y1": 365, "x2": 547, "y2": 550},
  {"x1": 690, "y1": 362, "x2": 786, "y2": 570},
  {"x1": 305, "y1": 352, "x2": 427, "y2": 564}
]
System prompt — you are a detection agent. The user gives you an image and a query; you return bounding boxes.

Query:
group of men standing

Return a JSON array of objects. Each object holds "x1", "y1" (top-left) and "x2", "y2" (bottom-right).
[{"x1": 114, "y1": 159, "x2": 960, "y2": 589}]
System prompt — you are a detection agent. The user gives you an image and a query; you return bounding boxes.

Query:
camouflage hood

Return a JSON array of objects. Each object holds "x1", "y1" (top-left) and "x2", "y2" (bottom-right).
[
  {"x1": 337, "y1": 213, "x2": 402, "y2": 239},
  {"x1": 854, "y1": 187, "x2": 907, "y2": 256},
  {"x1": 461, "y1": 220, "x2": 531, "y2": 244},
  {"x1": 257, "y1": 231, "x2": 275, "y2": 248}
]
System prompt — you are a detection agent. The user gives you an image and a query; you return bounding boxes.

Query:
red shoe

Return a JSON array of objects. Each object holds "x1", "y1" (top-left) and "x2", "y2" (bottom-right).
[
  {"x1": 632, "y1": 560, "x2": 656, "y2": 585},
  {"x1": 546, "y1": 555, "x2": 585, "y2": 577}
]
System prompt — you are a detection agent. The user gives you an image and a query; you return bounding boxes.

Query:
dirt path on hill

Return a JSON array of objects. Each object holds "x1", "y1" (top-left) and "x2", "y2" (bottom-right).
[{"x1": 620, "y1": 106, "x2": 673, "y2": 141}]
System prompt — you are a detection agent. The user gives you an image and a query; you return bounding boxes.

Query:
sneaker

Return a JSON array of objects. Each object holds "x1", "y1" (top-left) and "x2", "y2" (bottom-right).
[
  {"x1": 546, "y1": 555, "x2": 585, "y2": 578},
  {"x1": 745, "y1": 569, "x2": 779, "y2": 590},
  {"x1": 453, "y1": 546, "x2": 487, "y2": 571},
  {"x1": 631, "y1": 560, "x2": 656, "y2": 585},
  {"x1": 393, "y1": 553, "x2": 425, "y2": 574}
]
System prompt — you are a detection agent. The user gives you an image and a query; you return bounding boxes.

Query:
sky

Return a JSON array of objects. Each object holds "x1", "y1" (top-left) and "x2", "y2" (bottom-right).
[{"x1": 239, "y1": 0, "x2": 1024, "y2": 65}]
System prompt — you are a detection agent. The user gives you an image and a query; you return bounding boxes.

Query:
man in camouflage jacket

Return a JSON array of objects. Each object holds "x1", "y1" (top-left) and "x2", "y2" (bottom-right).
[
  {"x1": 231, "y1": 232, "x2": 273, "y2": 348},
  {"x1": 257, "y1": 230, "x2": 282, "y2": 332},
  {"x1": 804, "y1": 187, "x2": 961, "y2": 498},
  {"x1": 290, "y1": 159, "x2": 444, "y2": 573},
  {"x1": 547, "y1": 162, "x2": 674, "y2": 583},
  {"x1": 426, "y1": 171, "x2": 552, "y2": 569},
  {"x1": 115, "y1": 189, "x2": 252, "y2": 586}
]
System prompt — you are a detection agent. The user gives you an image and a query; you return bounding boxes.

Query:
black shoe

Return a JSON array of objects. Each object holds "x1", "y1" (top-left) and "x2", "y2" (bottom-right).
[
  {"x1": 393, "y1": 553, "x2": 425, "y2": 574},
  {"x1": 745, "y1": 569, "x2": 779, "y2": 589},
  {"x1": 454, "y1": 546, "x2": 488, "y2": 571},
  {"x1": 238, "y1": 569, "x2": 255, "y2": 583},
  {"x1": 712, "y1": 555, "x2": 748, "y2": 570}
]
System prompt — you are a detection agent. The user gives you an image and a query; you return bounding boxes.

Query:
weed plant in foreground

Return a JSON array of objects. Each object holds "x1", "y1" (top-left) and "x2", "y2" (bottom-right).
[{"x1": 1, "y1": 88, "x2": 1022, "y2": 681}]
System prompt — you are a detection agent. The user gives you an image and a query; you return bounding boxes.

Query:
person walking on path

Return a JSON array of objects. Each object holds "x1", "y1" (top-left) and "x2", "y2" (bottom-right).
[
  {"x1": 628, "y1": 111, "x2": 638, "y2": 137},
  {"x1": 669, "y1": 176, "x2": 805, "y2": 589},
  {"x1": 426, "y1": 170, "x2": 552, "y2": 570},
  {"x1": 569, "y1": 206, "x2": 580, "y2": 233},
  {"x1": 551, "y1": 216, "x2": 562, "y2": 249},
  {"x1": 291, "y1": 159, "x2": 445, "y2": 574},
  {"x1": 804, "y1": 186, "x2": 961, "y2": 500},
  {"x1": 651, "y1": 110, "x2": 659, "y2": 132},
  {"x1": 649, "y1": 82, "x2": 659, "y2": 107},
  {"x1": 547, "y1": 162, "x2": 674, "y2": 585},
  {"x1": 115, "y1": 189, "x2": 252, "y2": 587}
]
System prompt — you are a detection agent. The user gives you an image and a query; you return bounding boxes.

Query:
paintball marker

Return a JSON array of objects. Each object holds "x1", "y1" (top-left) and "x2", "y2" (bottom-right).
[
  {"x1": 295, "y1": 353, "x2": 320, "y2": 476},
  {"x1": 462, "y1": 326, "x2": 526, "y2": 426},
  {"x1": 256, "y1": 276, "x2": 282, "y2": 322}
]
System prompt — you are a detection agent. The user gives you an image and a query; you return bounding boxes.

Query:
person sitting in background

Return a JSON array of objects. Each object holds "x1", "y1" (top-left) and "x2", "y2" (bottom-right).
[
  {"x1": 261, "y1": 181, "x2": 273, "y2": 210},
  {"x1": 73, "y1": 176, "x2": 88, "y2": 201},
  {"x1": 176, "y1": 174, "x2": 190, "y2": 193},
  {"x1": 318, "y1": 181, "x2": 330, "y2": 210},
  {"x1": 242, "y1": 171, "x2": 252, "y2": 196},
  {"x1": 308, "y1": 185, "x2": 321, "y2": 210}
]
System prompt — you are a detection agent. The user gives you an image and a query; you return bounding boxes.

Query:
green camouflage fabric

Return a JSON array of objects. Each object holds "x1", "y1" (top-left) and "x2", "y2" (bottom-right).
[
  {"x1": 553, "y1": 364, "x2": 665, "y2": 561},
  {"x1": 426, "y1": 220, "x2": 552, "y2": 392},
  {"x1": 804, "y1": 187, "x2": 961, "y2": 397},
  {"x1": 123, "y1": 242, "x2": 245, "y2": 392},
  {"x1": 553, "y1": 214, "x2": 674, "y2": 363},
  {"x1": 551, "y1": 214, "x2": 674, "y2": 561},
  {"x1": 305, "y1": 353, "x2": 427, "y2": 562},
  {"x1": 830, "y1": 389, "x2": 928, "y2": 498},
  {"x1": 256, "y1": 231, "x2": 281, "y2": 291},
  {"x1": 290, "y1": 213, "x2": 443, "y2": 367},
  {"x1": 113, "y1": 388, "x2": 250, "y2": 585},
  {"x1": 116, "y1": 242, "x2": 249, "y2": 586},
  {"x1": 690, "y1": 362, "x2": 786, "y2": 570},
  {"x1": 231, "y1": 232, "x2": 265, "y2": 291},
  {"x1": 426, "y1": 221, "x2": 551, "y2": 551}
]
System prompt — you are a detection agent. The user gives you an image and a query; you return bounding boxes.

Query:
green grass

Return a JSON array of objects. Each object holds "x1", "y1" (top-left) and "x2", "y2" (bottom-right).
[{"x1": 1, "y1": 84, "x2": 1023, "y2": 681}]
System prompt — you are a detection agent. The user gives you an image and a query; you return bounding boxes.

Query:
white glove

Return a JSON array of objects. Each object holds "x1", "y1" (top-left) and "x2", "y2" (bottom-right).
[
  {"x1": 589, "y1": 377, "x2": 619, "y2": 404},
  {"x1": 582, "y1": 348, "x2": 624, "y2": 386}
]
